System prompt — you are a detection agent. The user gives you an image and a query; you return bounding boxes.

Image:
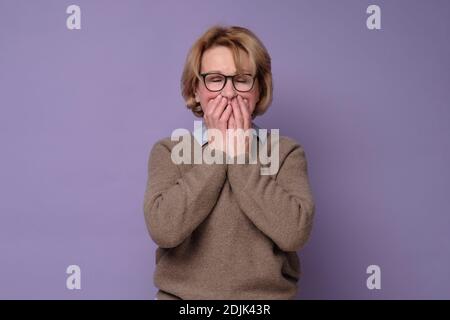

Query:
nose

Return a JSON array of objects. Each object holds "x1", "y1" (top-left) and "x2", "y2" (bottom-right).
[{"x1": 220, "y1": 78, "x2": 237, "y2": 100}]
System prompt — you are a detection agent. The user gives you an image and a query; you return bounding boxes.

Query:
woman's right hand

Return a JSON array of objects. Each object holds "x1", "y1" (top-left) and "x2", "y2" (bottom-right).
[{"x1": 203, "y1": 94, "x2": 232, "y2": 152}]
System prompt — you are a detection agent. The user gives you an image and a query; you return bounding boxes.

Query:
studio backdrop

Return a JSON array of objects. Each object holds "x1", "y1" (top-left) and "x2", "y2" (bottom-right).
[{"x1": 1, "y1": 0, "x2": 449, "y2": 299}]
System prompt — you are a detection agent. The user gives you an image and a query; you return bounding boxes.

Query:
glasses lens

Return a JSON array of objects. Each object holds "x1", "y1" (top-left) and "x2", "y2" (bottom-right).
[
  {"x1": 204, "y1": 74, "x2": 225, "y2": 91},
  {"x1": 233, "y1": 74, "x2": 254, "y2": 92}
]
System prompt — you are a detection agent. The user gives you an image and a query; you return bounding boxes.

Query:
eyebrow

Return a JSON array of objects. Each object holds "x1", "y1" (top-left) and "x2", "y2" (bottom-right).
[{"x1": 202, "y1": 70, "x2": 253, "y2": 75}]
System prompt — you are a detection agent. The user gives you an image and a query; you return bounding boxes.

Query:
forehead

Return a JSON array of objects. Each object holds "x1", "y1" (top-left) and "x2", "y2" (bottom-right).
[{"x1": 201, "y1": 45, "x2": 254, "y2": 74}]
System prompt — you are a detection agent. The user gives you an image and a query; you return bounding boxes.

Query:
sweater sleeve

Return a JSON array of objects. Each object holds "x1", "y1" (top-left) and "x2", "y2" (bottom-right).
[
  {"x1": 143, "y1": 139, "x2": 227, "y2": 248},
  {"x1": 227, "y1": 140, "x2": 315, "y2": 252}
]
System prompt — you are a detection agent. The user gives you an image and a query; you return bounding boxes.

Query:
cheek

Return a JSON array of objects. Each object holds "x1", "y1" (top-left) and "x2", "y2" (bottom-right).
[
  {"x1": 197, "y1": 87, "x2": 220, "y2": 110},
  {"x1": 239, "y1": 93, "x2": 258, "y2": 113},
  {"x1": 202, "y1": 93, "x2": 220, "y2": 109}
]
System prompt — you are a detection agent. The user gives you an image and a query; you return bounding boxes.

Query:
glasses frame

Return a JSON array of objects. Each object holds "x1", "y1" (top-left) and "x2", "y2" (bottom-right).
[{"x1": 199, "y1": 72, "x2": 256, "y2": 92}]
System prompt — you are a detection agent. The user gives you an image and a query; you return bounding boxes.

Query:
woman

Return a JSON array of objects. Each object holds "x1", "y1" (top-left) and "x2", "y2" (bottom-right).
[{"x1": 143, "y1": 25, "x2": 315, "y2": 300}]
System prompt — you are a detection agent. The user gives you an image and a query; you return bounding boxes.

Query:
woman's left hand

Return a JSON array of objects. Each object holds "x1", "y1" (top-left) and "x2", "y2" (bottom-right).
[{"x1": 228, "y1": 95, "x2": 254, "y2": 158}]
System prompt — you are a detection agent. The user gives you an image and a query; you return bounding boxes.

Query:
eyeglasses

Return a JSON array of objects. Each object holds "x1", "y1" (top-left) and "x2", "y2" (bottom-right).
[{"x1": 200, "y1": 72, "x2": 256, "y2": 92}]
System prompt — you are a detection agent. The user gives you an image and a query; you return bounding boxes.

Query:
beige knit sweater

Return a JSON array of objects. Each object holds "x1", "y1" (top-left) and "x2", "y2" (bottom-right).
[{"x1": 143, "y1": 131, "x2": 315, "y2": 300}]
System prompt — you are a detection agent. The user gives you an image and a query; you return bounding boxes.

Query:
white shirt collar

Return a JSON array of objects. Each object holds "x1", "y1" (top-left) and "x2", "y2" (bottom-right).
[{"x1": 192, "y1": 120, "x2": 267, "y2": 146}]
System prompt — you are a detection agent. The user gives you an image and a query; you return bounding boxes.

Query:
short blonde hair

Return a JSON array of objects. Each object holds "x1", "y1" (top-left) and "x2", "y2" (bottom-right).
[{"x1": 181, "y1": 25, "x2": 273, "y2": 118}]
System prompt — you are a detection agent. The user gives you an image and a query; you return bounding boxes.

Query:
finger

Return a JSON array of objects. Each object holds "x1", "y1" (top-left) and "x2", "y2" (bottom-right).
[
  {"x1": 206, "y1": 94, "x2": 224, "y2": 117},
  {"x1": 237, "y1": 95, "x2": 251, "y2": 130},
  {"x1": 205, "y1": 94, "x2": 220, "y2": 119},
  {"x1": 219, "y1": 103, "x2": 232, "y2": 122},
  {"x1": 228, "y1": 113, "x2": 236, "y2": 129},
  {"x1": 212, "y1": 96, "x2": 228, "y2": 119},
  {"x1": 231, "y1": 97, "x2": 243, "y2": 128}
]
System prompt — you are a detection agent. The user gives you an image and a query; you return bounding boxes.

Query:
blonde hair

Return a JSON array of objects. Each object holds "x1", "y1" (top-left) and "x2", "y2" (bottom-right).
[{"x1": 181, "y1": 25, "x2": 273, "y2": 118}]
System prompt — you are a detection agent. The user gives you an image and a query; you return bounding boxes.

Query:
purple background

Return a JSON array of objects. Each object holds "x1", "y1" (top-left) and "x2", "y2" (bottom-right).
[{"x1": 1, "y1": 0, "x2": 449, "y2": 299}]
